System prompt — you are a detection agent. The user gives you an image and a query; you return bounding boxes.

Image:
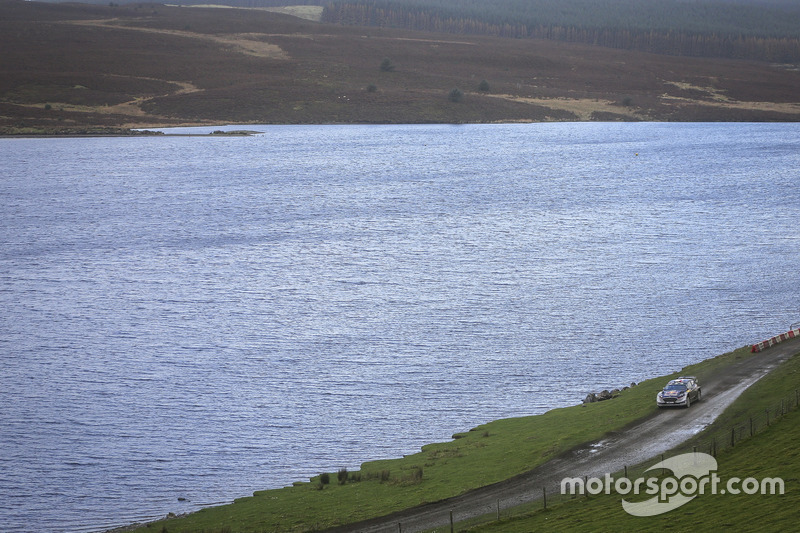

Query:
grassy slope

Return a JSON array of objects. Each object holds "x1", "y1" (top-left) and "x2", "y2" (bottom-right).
[
  {"x1": 132, "y1": 345, "x2": 778, "y2": 532},
  {"x1": 468, "y1": 350, "x2": 800, "y2": 532}
]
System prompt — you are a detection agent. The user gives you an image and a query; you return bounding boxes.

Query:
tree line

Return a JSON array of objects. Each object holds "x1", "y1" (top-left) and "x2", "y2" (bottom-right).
[{"x1": 321, "y1": 0, "x2": 800, "y2": 62}]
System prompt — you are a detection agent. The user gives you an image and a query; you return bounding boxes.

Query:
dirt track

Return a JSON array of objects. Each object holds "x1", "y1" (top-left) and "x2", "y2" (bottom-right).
[{"x1": 326, "y1": 338, "x2": 800, "y2": 533}]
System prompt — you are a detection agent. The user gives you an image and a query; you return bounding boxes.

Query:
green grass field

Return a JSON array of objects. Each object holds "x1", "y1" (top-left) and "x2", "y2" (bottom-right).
[{"x1": 127, "y1": 344, "x2": 800, "y2": 533}]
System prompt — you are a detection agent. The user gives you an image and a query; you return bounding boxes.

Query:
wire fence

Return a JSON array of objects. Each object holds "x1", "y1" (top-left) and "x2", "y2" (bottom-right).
[
  {"x1": 673, "y1": 388, "x2": 800, "y2": 458},
  {"x1": 427, "y1": 385, "x2": 800, "y2": 532}
]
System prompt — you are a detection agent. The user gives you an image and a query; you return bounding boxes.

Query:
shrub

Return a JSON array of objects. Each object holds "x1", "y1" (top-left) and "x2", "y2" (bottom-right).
[
  {"x1": 365, "y1": 469, "x2": 391, "y2": 482},
  {"x1": 380, "y1": 58, "x2": 395, "y2": 72},
  {"x1": 319, "y1": 472, "x2": 330, "y2": 485},
  {"x1": 387, "y1": 466, "x2": 423, "y2": 486},
  {"x1": 366, "y1": 83, "x2": 377, "y2": 92},
  {"x1": 337, "y1": 468, "x2": 348, "y2": 485},
  {"x1": 478, "y1": 79, "x2": 490, "y2": 92},
  {"x1": 448, "y1": 87, "x2": 463, "y2": 102}
]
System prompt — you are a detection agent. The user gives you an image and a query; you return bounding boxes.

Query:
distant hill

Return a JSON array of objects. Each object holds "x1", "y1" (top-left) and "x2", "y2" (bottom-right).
[
  {"x1": 2, "y1": 0, "x2": 799, "y2": 134},
  {"x1": 39, "y1": 0, "x2": 800, "y2": 61},
  {"x1": 321, "y1": 0, "x2": 800, "y2": 61}
]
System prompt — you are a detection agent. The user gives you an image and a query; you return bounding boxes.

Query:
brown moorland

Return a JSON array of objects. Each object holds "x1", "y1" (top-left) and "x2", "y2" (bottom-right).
[{"x1": 2, "y1": 0, "x2": 799, "y2": 134}]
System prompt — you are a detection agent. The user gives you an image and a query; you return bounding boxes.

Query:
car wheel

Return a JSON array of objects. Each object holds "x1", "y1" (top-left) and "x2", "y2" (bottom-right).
[
  {"x1": 685, "y1": 396, "x2": 691, "y2": 408},
  {"x1": 698, "y1": 390, "x2": 701, "y2": 401}
]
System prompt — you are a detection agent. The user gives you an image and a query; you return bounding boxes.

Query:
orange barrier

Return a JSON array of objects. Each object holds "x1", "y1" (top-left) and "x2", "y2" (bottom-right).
[{"x1": 751, "y1": 327, "x2": 800, "y2": 352}]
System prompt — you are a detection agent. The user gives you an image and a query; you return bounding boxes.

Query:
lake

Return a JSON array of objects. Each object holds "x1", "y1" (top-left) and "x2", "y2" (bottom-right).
[{"x1": 1, "y1": 123, "x2": 798, "y2": 532}]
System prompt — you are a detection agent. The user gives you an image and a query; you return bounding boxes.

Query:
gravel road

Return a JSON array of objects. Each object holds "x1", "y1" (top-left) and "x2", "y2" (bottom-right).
[{"x1": 326, "y1": 338, "x2": 800, "y2": 533}]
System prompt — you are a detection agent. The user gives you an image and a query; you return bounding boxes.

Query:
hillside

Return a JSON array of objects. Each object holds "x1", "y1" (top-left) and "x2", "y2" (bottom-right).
[
  {"x1": 2, "y1": 0, "x2": 800, "y2": 133},
  {"x1": 39, "y1": 0, "x2": 800, "y2": 61},
  {"x1": 323, "y1": 0, "x2": 800, "y2": 61}
]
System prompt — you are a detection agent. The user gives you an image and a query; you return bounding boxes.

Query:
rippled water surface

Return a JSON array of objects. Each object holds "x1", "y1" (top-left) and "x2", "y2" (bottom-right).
[{"x1": 1, "y1": 123, "x2": 799, "y2": 532}]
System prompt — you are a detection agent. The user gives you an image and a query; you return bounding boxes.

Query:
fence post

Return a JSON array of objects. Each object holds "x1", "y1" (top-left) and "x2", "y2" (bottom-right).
[
  {"x1": 449, "y1": 510, "x2": 454, "y2": 533},
  {"x1": 731, "y1": 427, "x2": 736, "y2": 447},
  {"x1": 624, "y1": 465, "x2": 628, "y2": 478},
  {"x1": 398, "y1": 523, "x2": 402, "y2": 533},
  {"x1": 585, "y1": 476, "x2": 589, "y2": 499},
  {"x1": 750, "y1": 417, "x2": 754, "y2": 437}
]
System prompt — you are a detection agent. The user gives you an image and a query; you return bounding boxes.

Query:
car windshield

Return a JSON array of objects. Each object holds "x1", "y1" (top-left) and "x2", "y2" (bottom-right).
[{"x1": 665, "y1": 384, "x2": 687, "y2": 391}]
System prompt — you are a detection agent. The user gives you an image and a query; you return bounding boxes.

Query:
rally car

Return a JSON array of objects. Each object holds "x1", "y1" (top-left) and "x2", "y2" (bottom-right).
[{"x1": 656, "y1": 376, "x2": 701, "y2": 408}]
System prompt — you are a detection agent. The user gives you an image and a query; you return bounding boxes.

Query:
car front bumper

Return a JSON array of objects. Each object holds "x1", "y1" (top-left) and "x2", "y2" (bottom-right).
[{"x1": 657, "y1": 397, "x2": 688, "y2": 407}]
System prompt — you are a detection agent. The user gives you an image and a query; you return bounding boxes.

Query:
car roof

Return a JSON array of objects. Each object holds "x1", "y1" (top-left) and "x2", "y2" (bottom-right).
[{"x1": 667, "y1": 377, "x2": 697, "y2": 385}]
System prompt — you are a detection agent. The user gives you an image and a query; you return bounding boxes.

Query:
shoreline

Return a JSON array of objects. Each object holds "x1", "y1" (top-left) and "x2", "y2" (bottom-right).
[{"x1": 5, "y1": 119, "x2": 799, "y2": 139}]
